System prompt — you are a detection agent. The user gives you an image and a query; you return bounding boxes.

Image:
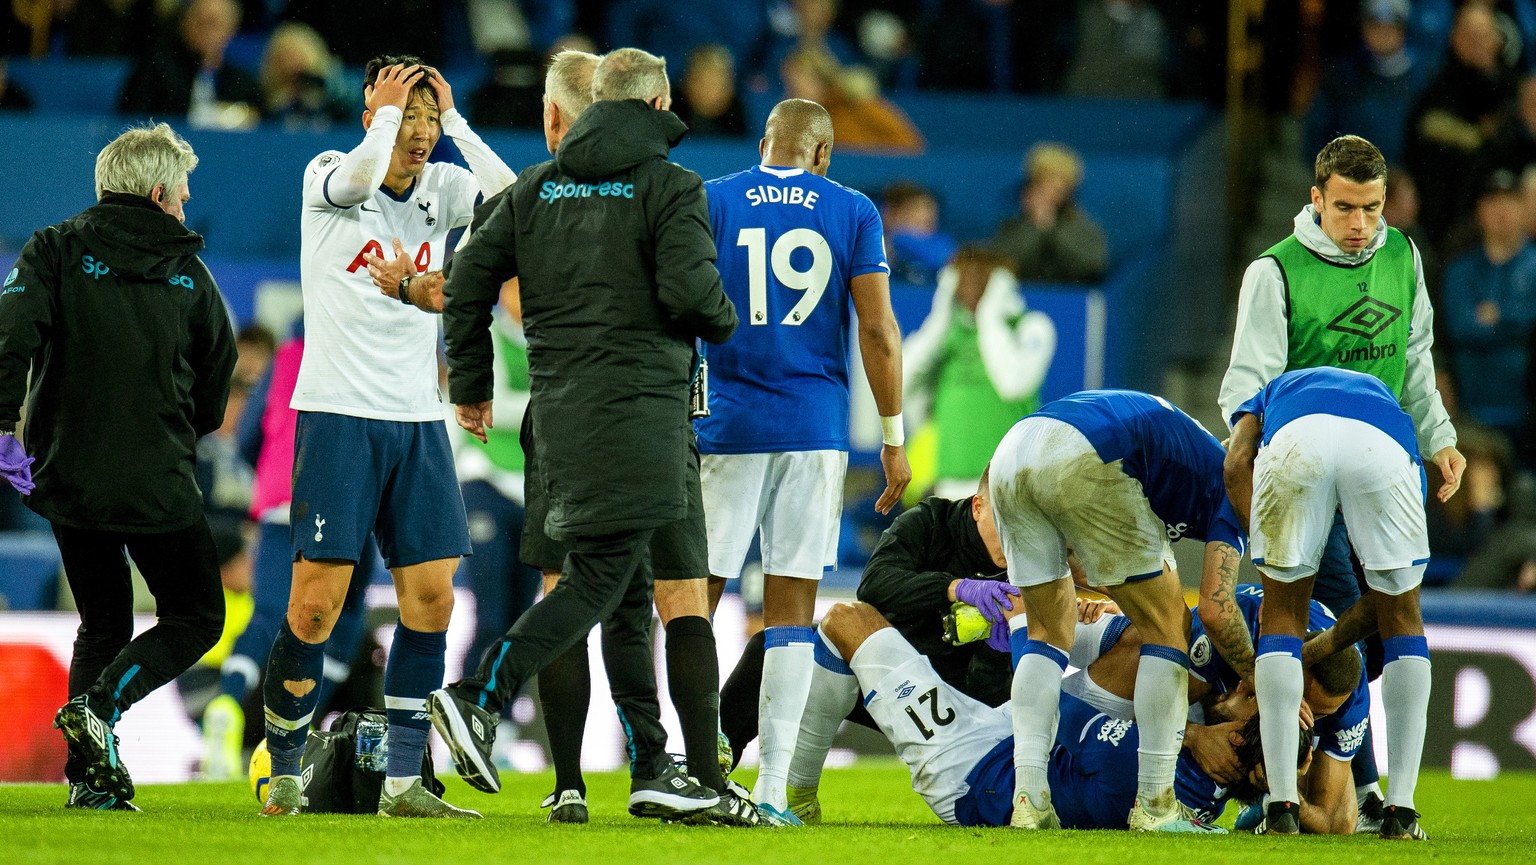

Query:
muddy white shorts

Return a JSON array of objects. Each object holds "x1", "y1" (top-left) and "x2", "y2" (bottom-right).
[
  {"x1": 988, "y1": 417, "x2": 1175, "y2": 589},
  {"x1": 1250, "y1": 414, "x2": 1429, "y2": 596}
]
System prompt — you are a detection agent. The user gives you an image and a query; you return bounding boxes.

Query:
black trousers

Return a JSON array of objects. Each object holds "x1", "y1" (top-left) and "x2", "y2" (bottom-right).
[
  {"x1": 54, "y1": 516, "x2": 224, "y2": 779},
  {"x1": 457, "y1": 528, "x2": 671, "y2": 777}
]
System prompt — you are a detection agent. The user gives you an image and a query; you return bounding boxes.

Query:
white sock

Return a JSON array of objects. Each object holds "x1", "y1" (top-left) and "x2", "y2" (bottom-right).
[
  {"x1": 1381, "y1": 636, "x2": 1432, "y2": 810},
  {"x1": 1012, "y1": 641, "x2": 1068, "y2": 808},
  {"x1": 1133, "y1": 645, "x2": 1189, "y2": 813},
  {"x1": 1255, "y1": 636, "x2": 1305, "y2": 805},
  {"x1": 384, "y1": 775, "x2": 417, "y2": 797},
  {"x1": 754, "y1": 627, "x2": 816, "y2": 809},
  {"x1": 786, "y1": 628, "x2": 858, "y2": 790}
]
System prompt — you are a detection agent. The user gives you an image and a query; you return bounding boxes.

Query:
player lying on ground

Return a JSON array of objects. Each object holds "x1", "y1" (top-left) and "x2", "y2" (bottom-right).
[
  {"x1": 779, "y1": 601, "x2": 1311, "y2": 830},
  {"x1": 1060, "y1": 582, "x2": 1368, "y2": 834},
  {"x1": 1226, "y1": 366, "x2": 1435, "y2": 840}
]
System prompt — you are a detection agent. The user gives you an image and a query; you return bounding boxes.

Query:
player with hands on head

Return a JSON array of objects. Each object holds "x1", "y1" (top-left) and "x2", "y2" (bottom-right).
[{"x1": 257, "y1": 52, "x2": 512, "y2": 820}]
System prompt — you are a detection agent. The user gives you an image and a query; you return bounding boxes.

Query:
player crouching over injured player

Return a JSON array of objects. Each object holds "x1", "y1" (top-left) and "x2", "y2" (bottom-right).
[{"x1": 781, "y1": 601, "x2": 1305, "y2": 831}]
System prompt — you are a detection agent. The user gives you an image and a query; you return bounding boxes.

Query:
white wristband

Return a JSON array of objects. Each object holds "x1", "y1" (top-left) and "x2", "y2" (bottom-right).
[{"x1": 880, "y1": 413, "x2": 905, "y2": 447}]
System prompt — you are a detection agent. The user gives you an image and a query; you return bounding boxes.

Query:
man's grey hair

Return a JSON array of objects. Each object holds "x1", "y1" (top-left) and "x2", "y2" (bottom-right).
[
  {"x1": 95, "y1": 123, "x2": 198, "y2": 202},
  {"x1": 546, "y1": 49, "x2": 600, "y2": 121},
  {"x1": 592, "y1": 47, "x2": 669, "y2": 104}
]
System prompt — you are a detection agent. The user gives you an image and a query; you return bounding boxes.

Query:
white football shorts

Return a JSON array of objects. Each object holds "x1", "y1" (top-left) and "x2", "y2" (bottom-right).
[
  {"x1": 1250, "y1": 414, "x2": 1429, "y2": 595},
  {"x1": 851, "y1": 628, "x2": 1011, "y2": 825},
  {"x1": 989, "y1": 417, "x2": 1175, "y2": 589},
  {"x1": 701, "y1": 450, "x2": 847, "y2": 580}
]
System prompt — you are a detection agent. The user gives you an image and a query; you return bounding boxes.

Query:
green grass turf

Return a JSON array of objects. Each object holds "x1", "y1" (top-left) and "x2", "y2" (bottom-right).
[{"x1": 3, "y1": 766, "x2": 1534, "y2": 864}]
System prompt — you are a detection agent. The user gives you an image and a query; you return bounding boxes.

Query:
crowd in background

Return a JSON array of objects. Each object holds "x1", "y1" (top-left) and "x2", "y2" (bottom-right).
[
  {"x1": 1266, "y1": 0, "x2": 1536, "y2": 591},
  {"x1": 1, "y1": 0, "x2": 1533, "y2": 599},
  {"x1": 0, "y1": 0, "x2": 1228, "y2": 137}
]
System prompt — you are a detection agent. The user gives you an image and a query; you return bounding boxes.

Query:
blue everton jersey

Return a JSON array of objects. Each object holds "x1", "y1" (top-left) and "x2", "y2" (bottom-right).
[
  {"x1": 1233, "y1": 367, "x2": 1419, "y2": 459},
  {"x1": 954, "y1": 694, "x2": 1228, "y2": 828},
  {"x1": 1033, "y1": 390, "x2": 1246, "y2": 549},
  {"x1": 1188, "y1": 584, "x2": 1372, "y2": 760},
  {"x1": 696, "y1": 165, "x2": 889, "y2": 453}
]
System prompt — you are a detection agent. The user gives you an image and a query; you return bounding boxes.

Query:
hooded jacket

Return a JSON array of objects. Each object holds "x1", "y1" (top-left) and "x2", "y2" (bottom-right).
[
  {"x1": 444, "y1": 99, "x2": 738, "y2": 537},
  {"x1": 0, "y1": 193, "x2": 237, "y2": 532},
  {"x1": 1220, "y1": 205, "x2": 1456, "y2": 459},
  {"x1": 856, "y1": 495, "x2": 1012, "y2": 706}
]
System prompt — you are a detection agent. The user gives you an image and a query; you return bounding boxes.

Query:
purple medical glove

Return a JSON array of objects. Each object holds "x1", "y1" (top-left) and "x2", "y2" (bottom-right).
[
  {"x1": 985, "y1": 618, "x2": 1013, "y2": 653},
  {"x1": 0, "y1": 433, "x2": 35, "y2": 495},
  {"x1": 954, "y1": 578, "x2": 1020, "y2": 625}
]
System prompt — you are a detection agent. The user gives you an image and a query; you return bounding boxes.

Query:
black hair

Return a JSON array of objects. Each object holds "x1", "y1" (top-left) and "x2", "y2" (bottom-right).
[
  {"x1": 1304, "y1": 630, "x2": 1362, "y2": 699},
  {"x1": 1226, "y1": 712, "x2": 1311, "y2": 804},
  {"x1": 362, "y1": 54, "x2": 435, "y2": 106}
]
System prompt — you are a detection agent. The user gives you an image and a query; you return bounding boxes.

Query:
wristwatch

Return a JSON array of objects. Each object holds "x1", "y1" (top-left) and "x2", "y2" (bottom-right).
[{"x1": 398, "y1": 275, "x2": 414, "y2": 305}]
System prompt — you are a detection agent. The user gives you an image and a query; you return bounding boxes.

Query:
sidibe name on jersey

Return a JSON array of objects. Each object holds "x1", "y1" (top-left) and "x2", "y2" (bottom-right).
[{"x1": 744, "y1": 185, "x2": 819, "y2": 210}]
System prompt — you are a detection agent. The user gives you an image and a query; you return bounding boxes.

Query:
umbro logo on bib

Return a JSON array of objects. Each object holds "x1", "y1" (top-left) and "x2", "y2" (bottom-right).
[{"x1": 1327, "y1": 296, "x2": 1401, "y2": 339}]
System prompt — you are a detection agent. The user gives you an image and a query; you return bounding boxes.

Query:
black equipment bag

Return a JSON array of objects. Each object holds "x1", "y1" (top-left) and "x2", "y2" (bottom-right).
[{"x1": 299, "y1": 707, "x2": 444, "y2": 813}]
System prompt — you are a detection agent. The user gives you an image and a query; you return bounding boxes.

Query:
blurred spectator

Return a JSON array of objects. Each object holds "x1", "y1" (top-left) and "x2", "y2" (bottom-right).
[
  {"x1": 234, "y1": 323, "x2": 276, "y2": 396},
  {"x1": 881, "y1": 180, "x2": 955, "y2": 284},
  {"x1": 1384, "y1": 166, "x2": 1441, "y2": 304},
  {"x1": 606, "y1": 0, "x2": 767, "y2": 82},
  {"x1": 854, "y1": 8, "x2": 914, "y2": 90},
  {"x1": 464, "y1": 0, "x2": 575, "y2": 55},
  {"x1": 989, "y1": 142, "x2": 1108, "y2": 282},
  {"x1": 904, "y1": 246, "x2": 1056, "y2": 498},
  {"x1": 470, "y1": 47, "x2": 546, "y2": 130},
  {"x1": 781, "y1": 48, "x2": 923, "y2": 153},
  {"x1": 671, "y1": 44, "x2": 747, "y2": 137},
  {"x1": 1482, "y1": 74, "x2": 1536, "y2": 180},
  {"x1": 1442, "y1": 169, "x2": 1536, "y2": 453},
  {"x1": 117, "y1": 0, "x2": 261, "y2": 129},
  {"x1": 193, "y1": 323, "x2": 272, "y2": 603},
  {"x1": 1521, "y1": 163, "x2": 1536, "y2": 236},
  {"x1": 906, "y1": 0, "x2": 1021, "y2": 92},
  {"x1": 1428, "y1": 368, "x2": 1516, "y2": 585},
  {"x1": 547, "y1": 31, "x2": 598, "y2": 56},
  {"x1": 1406, "y1": 3, "x2": 1517, "y2": 240},
  {"x1": 285, "y1": 0, "x2": 444, "y2": 66},
  {"x1": 1063, "y1": 0, "x2": 1168, "y2": 99},
  {"x1": 759, "y1": 0, "x2": 863, "y2": 85},
  {"x1": 1304, "y1": 0, "x2": 1426, "y2": 165},
  {"x1": 0, "y1": 0, "x2": 165, "y2": 59},
  {"x1": 0, "y1": 59, "x2": 32, "y2": 111},
  {"x1": 259, "y1": 22, "x2": 350, "y2": 130}
]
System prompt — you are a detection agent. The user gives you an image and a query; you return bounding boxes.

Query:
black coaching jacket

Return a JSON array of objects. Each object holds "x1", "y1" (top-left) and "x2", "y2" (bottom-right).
[
  {"x1": 0, "y1": 193, "x2": 236, "y2": 532},
  {"x1": 444, "y1": 99, "x2": 738, "y2": 538},
  {"x1": 857, "y1": 496, "x2": 1013, "y2": 706}
]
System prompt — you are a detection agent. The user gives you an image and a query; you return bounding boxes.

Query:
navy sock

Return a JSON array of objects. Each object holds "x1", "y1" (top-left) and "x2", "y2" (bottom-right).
[
  {"x1": 384, "y1": 621, "x2": 446, "y2": 780},
  {"x1": 262, "y1": 619, "x2": 326, "y2": 777}
]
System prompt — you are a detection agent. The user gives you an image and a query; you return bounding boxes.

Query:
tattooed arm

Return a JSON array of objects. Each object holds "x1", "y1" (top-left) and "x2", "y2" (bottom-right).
[{"x1": 1198, "y1": 539, "x2": 1255, "y2": 684}]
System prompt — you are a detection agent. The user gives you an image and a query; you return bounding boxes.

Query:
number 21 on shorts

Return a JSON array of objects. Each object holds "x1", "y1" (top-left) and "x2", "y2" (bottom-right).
[{"x1": 737, "y1": 227, "x2": 832, "y2": 326}]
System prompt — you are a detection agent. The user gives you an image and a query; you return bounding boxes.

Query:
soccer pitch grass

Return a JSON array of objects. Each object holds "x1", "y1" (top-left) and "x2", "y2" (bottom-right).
[{"x1": 4, "y1": 765, "x2": 1534, "y2": 865}]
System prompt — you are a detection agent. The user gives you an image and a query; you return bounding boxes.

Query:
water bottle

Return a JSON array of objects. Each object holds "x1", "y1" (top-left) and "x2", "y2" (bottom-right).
[
  {"x1": 689, "y1": 356, "x2": 710, "y2": 419},
  {"x1": 354, "y1": 717, "x2": 389, "y2": 773}
]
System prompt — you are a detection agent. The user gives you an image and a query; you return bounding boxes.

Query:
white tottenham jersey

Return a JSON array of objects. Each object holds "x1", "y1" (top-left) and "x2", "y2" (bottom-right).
[{"x1": 292, "y1": 153, "x2": 479, "y2": 421}]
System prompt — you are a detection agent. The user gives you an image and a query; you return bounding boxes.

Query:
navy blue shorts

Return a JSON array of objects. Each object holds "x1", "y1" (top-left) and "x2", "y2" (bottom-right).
[{"x1": 290, "y1": 411, "x2": 471, "y2": 569}]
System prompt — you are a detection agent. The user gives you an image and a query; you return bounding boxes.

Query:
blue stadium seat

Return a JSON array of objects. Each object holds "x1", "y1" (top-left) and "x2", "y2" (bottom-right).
[
  {"x1": 0, "y1": 532, "x2": 62, "y2": 611},
  {"x1": 6, "y1": 58, "x2": 130, "y2": 115}
]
